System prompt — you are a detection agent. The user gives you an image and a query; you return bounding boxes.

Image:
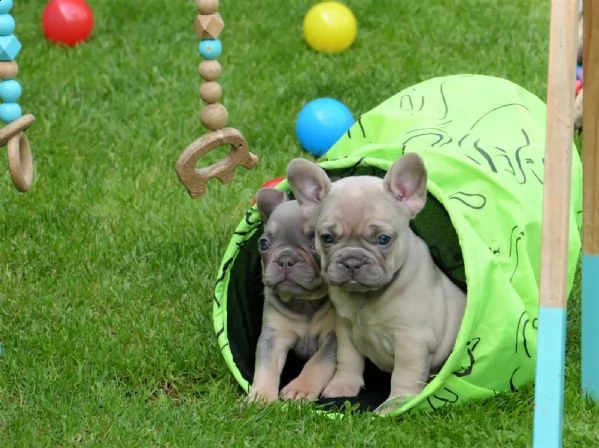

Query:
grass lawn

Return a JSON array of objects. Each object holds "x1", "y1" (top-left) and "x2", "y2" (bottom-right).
[{"x1": 0, "y1": 0, "x2": 596, "y2": 446}]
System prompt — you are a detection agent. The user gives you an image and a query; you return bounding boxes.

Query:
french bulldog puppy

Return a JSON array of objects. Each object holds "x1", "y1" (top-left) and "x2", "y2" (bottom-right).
[
  {"x1": 286, "y1": 153, "x2": 467, "y2": 413},
  {"x1": 248, "y1": 187, "x2": 337, "y2": 403}
]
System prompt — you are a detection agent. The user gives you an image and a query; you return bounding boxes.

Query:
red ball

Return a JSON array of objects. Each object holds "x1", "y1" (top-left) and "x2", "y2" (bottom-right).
[
  {"x1": 42, "y1": 0, "x2": 94, "y2": 47},
  {"x1": 251, "y1": 177, "x2": 286, "y2": 205}
]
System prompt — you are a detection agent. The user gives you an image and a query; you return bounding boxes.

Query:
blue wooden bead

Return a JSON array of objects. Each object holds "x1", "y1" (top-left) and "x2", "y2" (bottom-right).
[
  {"x1": 0, "y1": 34, "x2": 20, "y2": 61},
  {"x1": 0, "y1": 15, "x2": 15, "y2": 36},
  {"x1": 0, "y1": 102, "x2": 21, "y2": 123},
  {"x1": 0, "y1": 0, "x2": 13, "y2": 14},
  {"x1": 0, "y1": 79, "x2": 20, "y2": 102},
  {"x1": 198, "y1": 39, "x2": 222, "y2": 60}
]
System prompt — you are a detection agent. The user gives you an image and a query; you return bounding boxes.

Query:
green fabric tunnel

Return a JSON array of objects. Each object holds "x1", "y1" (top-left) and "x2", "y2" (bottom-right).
[{"x1": 213, "y1": 74, "x2": 583, "y2": 416}]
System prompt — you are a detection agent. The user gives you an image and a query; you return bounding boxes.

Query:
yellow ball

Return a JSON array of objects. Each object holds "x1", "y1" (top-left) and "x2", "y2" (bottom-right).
[{"x1": 303, "y1": 2, "x2": 357, "y2": 53}]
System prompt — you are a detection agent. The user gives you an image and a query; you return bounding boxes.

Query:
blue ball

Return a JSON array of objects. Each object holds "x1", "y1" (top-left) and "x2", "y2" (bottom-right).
[
  {"x1": 295, "y1": 97, "x2": 355, "y2": 157},
  {"x1": 0, "y1": 101, "x2": 21, "y2": 123},
  {"x1": 0, "y1": 14, "x2": 15, "y2": 36},
  {"x1": 198, "y1": 39, "x2": 222, "y2": 60},
  {"x1": 0, "y1": 79, "x2": 20, "y2": 102},
  {"x1": 0, "y1": 0, "x2": 12, "y2": 14}
]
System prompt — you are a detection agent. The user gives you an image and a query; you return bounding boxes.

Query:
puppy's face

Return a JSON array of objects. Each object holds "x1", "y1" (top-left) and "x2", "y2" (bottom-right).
[
  {"x1": 256, "y1": 188, "x2": 327, "y2": 300},
  {"x1": 286, "y1": 154, "x2": 427, "y2": 293}
]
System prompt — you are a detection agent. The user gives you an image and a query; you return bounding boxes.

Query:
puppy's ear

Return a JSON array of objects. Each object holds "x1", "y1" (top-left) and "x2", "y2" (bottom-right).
[
  {"x1": 286, "y1": 158, "x2": 332, "y2": 215},
  {"x1": 256, "y1": 187, "x2": 288, "y2": 221},
  {"x1": 383, "y1": 153, "x2": 427, "y2": 218}
]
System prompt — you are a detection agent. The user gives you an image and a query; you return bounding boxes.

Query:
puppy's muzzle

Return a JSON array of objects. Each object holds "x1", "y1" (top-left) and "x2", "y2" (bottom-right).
[
  {"x1": 326, "y1": 248, "x2": 387, "y2": 290},
  {"x1": 263, "y1": 247, "x2": 325, "y2": 298},
  {"x1": 340, "y1": 257, "x2": 365, "y2": 278},
  {"x1": 275, "y1": 249, "x2": 300, "y2": 273}
]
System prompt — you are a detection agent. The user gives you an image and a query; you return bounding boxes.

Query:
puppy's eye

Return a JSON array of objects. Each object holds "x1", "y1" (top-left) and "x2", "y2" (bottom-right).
[
  {"x1": 258, "y1": 237, "x2": 270, "y2": 251},
  {"x1": 376, "y1": 234, "x2": 392, "y2": 246},
  {"x1": 320, "y1": 233, "x2": 335, "y2": 245}
]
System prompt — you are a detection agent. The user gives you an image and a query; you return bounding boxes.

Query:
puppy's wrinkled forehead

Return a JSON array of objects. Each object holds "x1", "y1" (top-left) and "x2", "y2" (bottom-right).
[
  {"x1": 264, "y1": 200, "x2": 309, "y2": 245},
  {"x1": 318, "y1": 176, "x2": 405, "y2": 233}
]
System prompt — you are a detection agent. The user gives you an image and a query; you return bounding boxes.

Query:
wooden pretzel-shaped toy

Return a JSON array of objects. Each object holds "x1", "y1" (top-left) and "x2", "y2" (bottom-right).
[
  {"x1": 0, "y1": 1, "x2": 35, "y2": 193},
  {"x1": 175, "y1": 0, "x2": 259, "y2": 199},
  {"x1": 1, "y1": 113, "x2": 35, "y2": 192}
]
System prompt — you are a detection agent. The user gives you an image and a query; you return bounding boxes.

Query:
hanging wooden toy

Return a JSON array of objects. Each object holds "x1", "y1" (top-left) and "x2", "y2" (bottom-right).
[
  {"x1": 0, "y1": 0, "x2": 35, "y2": 192},
  {"x1": 176, "y1": 0, "x2": 259, "y2": 199}
]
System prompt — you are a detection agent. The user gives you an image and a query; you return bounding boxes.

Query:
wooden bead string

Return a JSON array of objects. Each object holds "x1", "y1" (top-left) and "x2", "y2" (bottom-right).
[
  {"x1": 0, "y1": 0, "x2": 35, "y2": 192},
  {"x1": 175, "y1": 0, "x2": 259, "y2": 198},
  {"x1": 195, "y1": 0, "x2": 228, "y2": 131}
]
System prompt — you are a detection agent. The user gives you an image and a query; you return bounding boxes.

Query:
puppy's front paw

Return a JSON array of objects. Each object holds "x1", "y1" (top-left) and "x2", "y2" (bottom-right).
[
  {"x1": 247, "y1": 385, "x2": 278, "y2": 404},
  {"x1": 280, "y1": 376, "x2": 321, "y2": 402},
  {"x1": 322, "y1": 373, "x2": 363, "y2": 398},
  {"x1": 374, "y1": 394, "x2": 415, "y2": 416}
]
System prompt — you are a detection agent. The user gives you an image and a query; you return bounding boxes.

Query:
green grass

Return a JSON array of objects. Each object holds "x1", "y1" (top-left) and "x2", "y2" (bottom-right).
[{"x1": 0, "y1": 0, "x2": 596, "y2": 446}]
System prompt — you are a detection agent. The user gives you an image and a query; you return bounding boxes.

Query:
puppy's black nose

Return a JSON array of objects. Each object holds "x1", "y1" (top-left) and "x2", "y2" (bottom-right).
[
  {"x1": 342, "y1": 257, "x2": 363, "y2": 272},
  {"x1": 277, "y1": 256, "x2": 298, "y2": 269}
]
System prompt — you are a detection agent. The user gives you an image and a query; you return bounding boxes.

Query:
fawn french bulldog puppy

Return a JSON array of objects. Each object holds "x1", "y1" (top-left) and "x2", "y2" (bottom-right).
[
  {"x1": 248, "y1": 187, "x2": 337, "y2": 403},
  {"x1": 286, "y1": 153, "x2": 466, "y2": 413}
]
